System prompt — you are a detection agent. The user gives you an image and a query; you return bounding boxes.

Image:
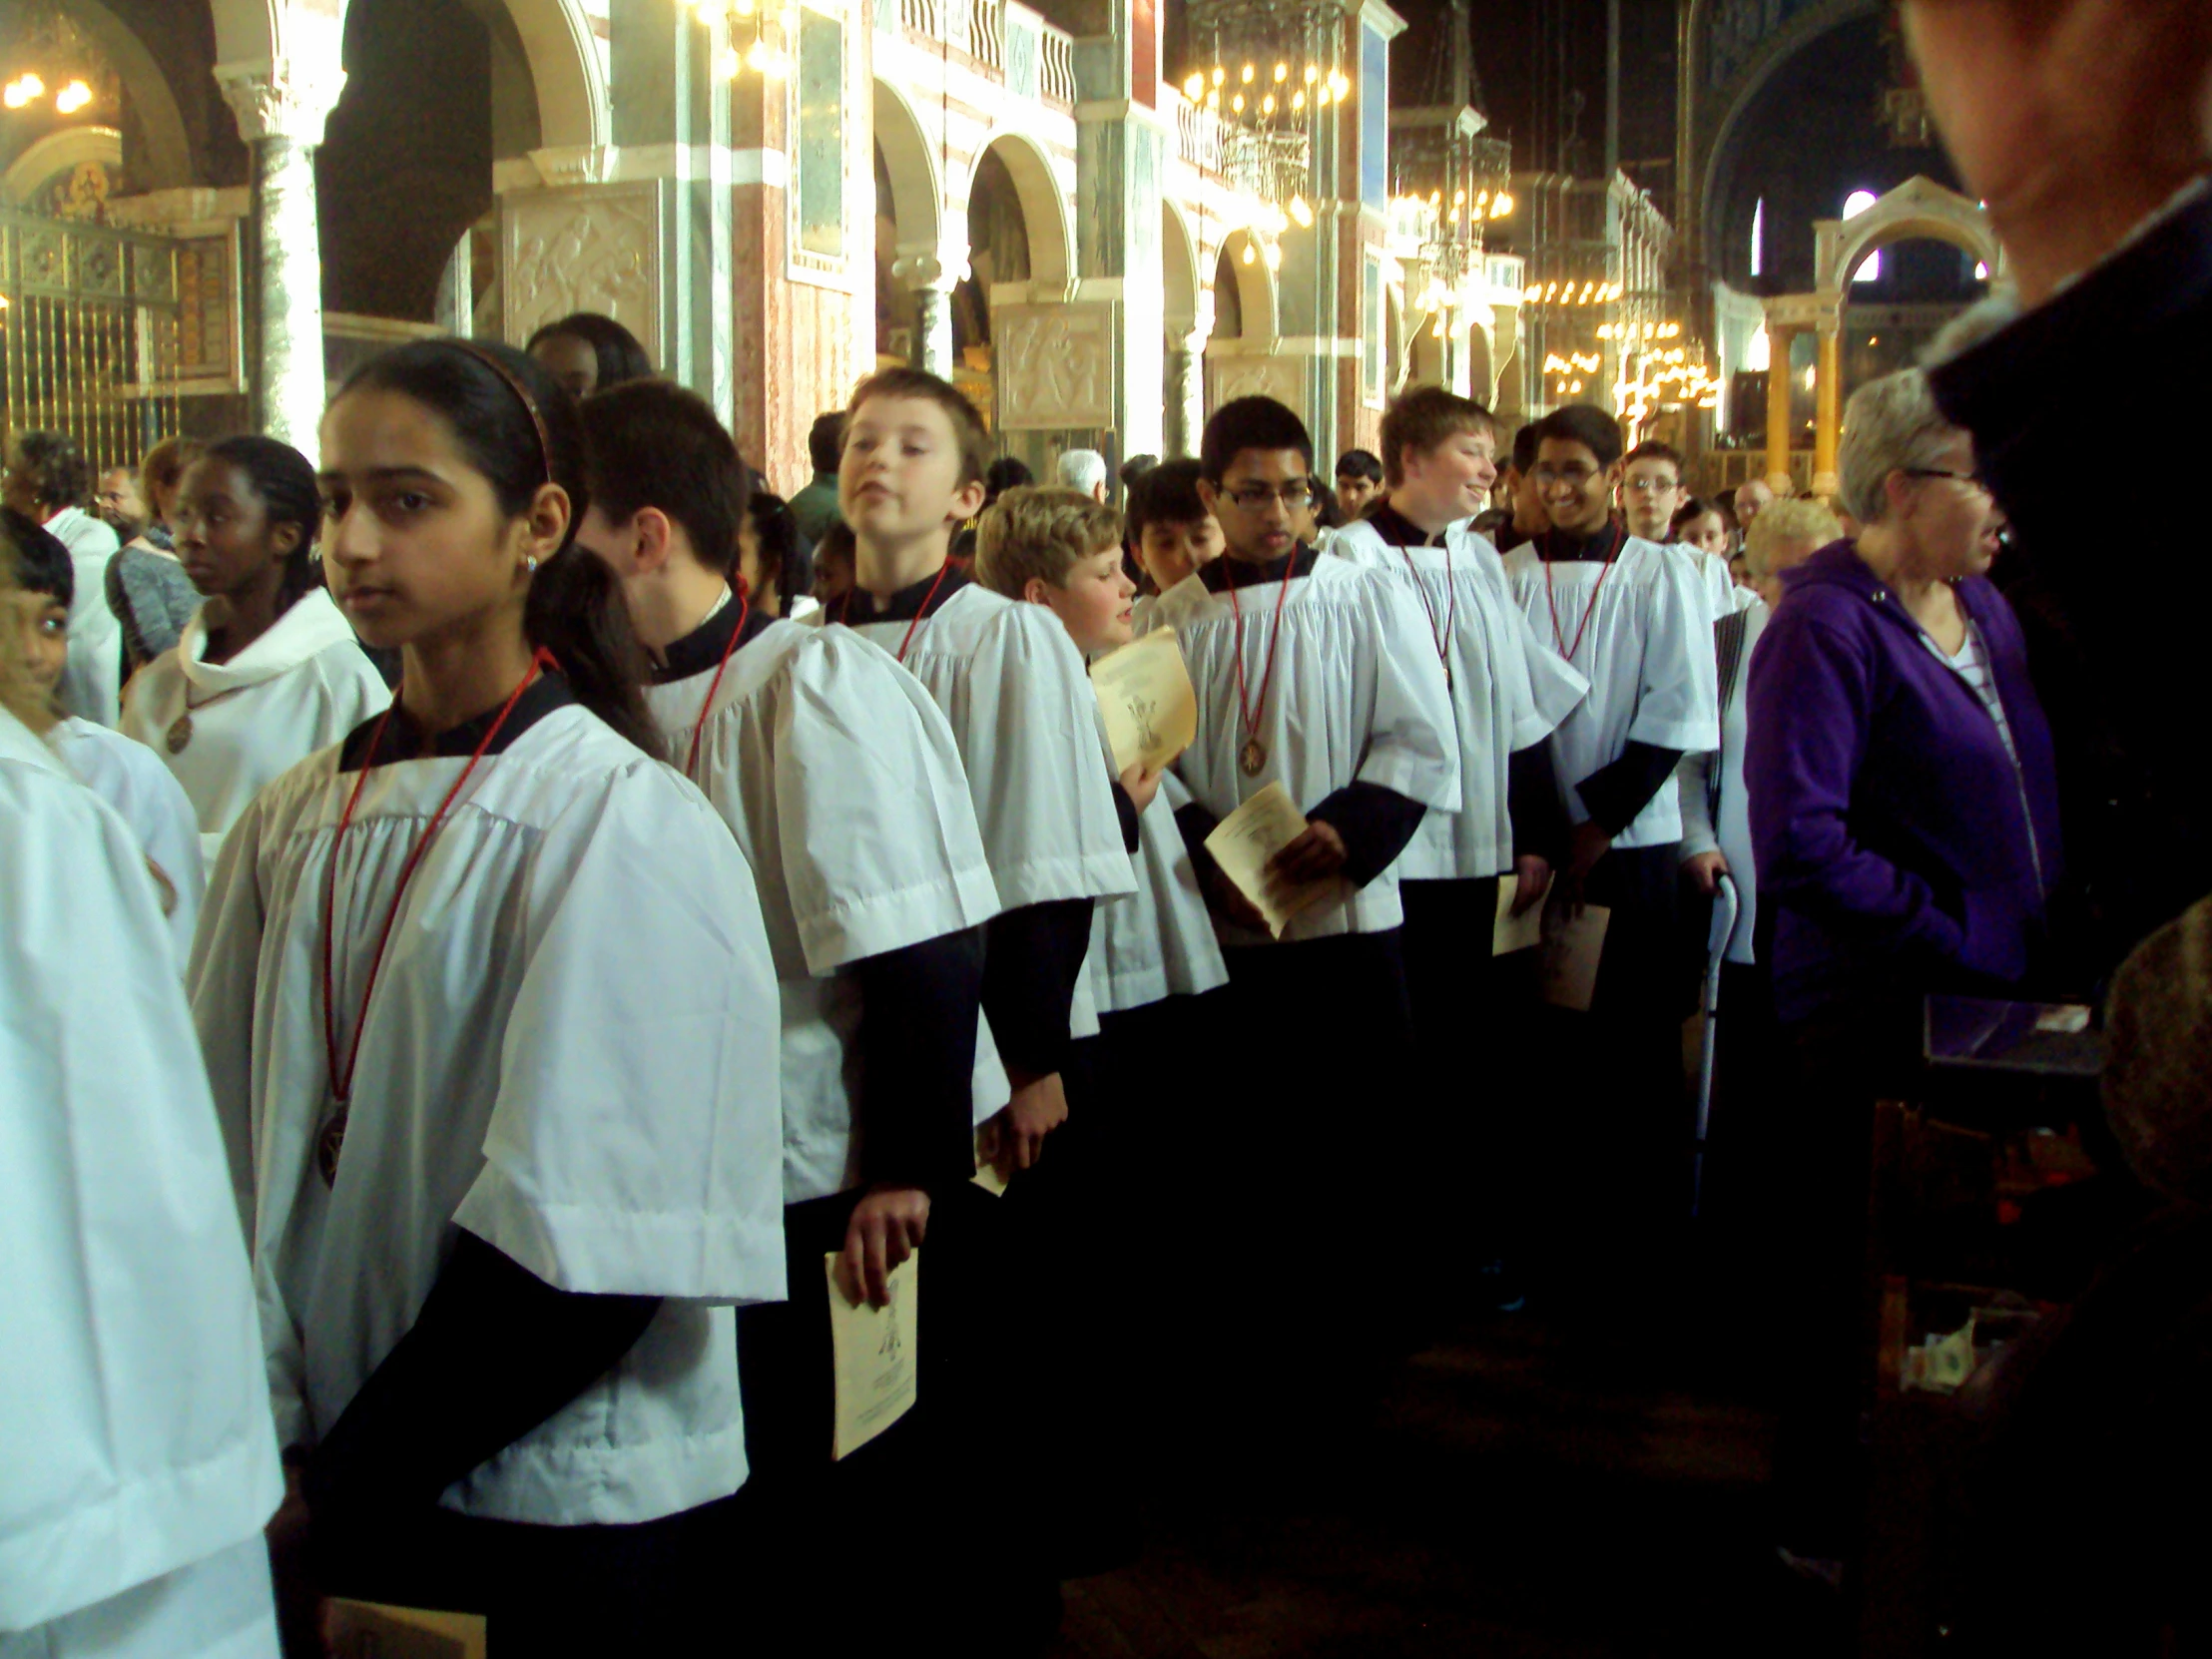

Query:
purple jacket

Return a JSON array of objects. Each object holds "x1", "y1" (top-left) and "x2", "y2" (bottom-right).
[{"x1": 1746, "y1": 540, "x2": 2062, "y2": 1024}]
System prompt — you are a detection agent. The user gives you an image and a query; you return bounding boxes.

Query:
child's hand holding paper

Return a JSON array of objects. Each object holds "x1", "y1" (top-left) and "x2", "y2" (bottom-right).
[{"x1": 1203, "y1": 782, "x2": 1341, "y2": 938}]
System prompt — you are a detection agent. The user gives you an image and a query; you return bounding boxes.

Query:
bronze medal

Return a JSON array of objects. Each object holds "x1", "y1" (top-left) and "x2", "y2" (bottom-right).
[
  {"x1": 317, "y1": 1107, "x2": 348, "y2": 1186},
  {"x1": 166, "y1": 713, "x2": 192, "y2": 754},
  {"x1": 1240, "y1": 737, "x2": 1267, "y2": 777}
]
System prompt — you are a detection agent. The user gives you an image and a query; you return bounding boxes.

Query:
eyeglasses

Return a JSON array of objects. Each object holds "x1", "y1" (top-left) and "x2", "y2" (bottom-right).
[
  {"x1": 1901, "y1": 466, "x2": 1992, "y2": 495},
  {"x1": 1221, "y1": 480, "x2": 1316, "y2": 511},
  {"x1": 1623, "y1": 477, "x2": 1680, "y2": 495},
  {"x1": 1531, "y1": 464, "x2": 1602, "y2": 487}
]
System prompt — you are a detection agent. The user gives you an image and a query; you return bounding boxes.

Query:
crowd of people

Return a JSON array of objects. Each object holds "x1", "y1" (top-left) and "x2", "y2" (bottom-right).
[{"x1": 7, "y1": 4, "x2": 2211, "y2": 1648}]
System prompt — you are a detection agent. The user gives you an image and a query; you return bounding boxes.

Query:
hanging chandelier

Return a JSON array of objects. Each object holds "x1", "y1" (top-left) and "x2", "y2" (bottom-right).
[
  {"x1": 1387, "y1": 115, "x2": 1509, "y2": 302},
  {"x1": 686, "y1": 0, "x2": 792, "y2": 79},
  {"x1": 1178, "y1": 0, "x2": 1357, "y2": 219}
]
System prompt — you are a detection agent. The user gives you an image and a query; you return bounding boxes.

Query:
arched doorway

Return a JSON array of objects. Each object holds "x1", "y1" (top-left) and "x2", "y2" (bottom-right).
[
  {"x1": 955, "y1": 130, "x2": 1074, "y2": 432},
  {"x1": 872, "y1": 76, "x2": 940, "y2": 367}
]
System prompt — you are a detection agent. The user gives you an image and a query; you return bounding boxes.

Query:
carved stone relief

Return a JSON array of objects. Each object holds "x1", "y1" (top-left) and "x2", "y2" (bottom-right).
[
  {"x1": 1208, "y1": 353, "x2": 1305, "y2": 421},
  {"x1": 997, "y1": 301, "x2": 1115, "y2": 430},
  {"x1": 502, "y1": 183, "x2": 661, "y2": 354}
]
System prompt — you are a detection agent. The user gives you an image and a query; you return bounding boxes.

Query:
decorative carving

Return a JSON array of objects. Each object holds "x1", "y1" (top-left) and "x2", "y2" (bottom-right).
[
  {"x1": 997, "y1": 302, "x2": 1115, "y2": 430},
  {"x1": 528, "y1": 147, "x2": 616, "y2": 189},
  {"x1": 502, "y1": 185, "x2": 661, "y2": 353},
  {"x1": 215, "y1": 59, "x2": 348, "y2": 146},
  {"x1": 1209, "y1": 353, "x2": 1305, "y2": 420}
]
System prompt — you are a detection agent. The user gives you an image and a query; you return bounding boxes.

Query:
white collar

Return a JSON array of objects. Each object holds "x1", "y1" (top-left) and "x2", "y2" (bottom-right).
[{"x1": 179, "y1": 586, "x2": 359, "y2": 694}]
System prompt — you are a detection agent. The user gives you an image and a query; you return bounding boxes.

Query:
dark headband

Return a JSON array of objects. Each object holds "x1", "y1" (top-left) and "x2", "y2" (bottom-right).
[{"x1": 444, "y1": 339, "x2": 553, "y2": 487}]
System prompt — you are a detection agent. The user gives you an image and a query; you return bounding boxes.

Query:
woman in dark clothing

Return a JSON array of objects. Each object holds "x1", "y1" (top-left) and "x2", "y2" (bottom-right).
[{"x1": 1743, "y1": 366, "x2": 2063, "y2": 1567}]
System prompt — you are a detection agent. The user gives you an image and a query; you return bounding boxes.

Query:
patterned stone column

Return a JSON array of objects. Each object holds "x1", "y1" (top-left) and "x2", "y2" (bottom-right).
[
  {"x1": 1171, "y1": 329, "x2": 1208, "y2": 457},
  {"x1": 217, "y1": 59, "x2": 346, "y2": 457},
  {"x1": 893, "y1": 257, "x2": 956, "y2": 378}
]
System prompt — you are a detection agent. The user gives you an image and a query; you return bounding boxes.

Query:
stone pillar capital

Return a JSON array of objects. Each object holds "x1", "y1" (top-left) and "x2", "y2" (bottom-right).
[
  {"x1": 527, "y1": 146, "x2": 616, "y2": 189},
  {"x1": 216, "y1": 58, "x2": 348, "y2": 146},
  {"x1": 891, "y1": 253, "x2": 960, "y2": 294}
]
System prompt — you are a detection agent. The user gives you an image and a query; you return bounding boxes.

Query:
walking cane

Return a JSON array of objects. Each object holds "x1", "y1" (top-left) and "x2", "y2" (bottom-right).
[{"x1": 1692, "y1": 872, "x2": 1740, "y2": 1219}]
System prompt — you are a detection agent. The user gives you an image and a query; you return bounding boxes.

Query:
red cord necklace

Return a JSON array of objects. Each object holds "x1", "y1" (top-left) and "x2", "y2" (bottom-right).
[
  {"x1": 314, "y1": 649, "x2": 551, "y2": 1186},
  {"x1": 838, "y1": 561, "x2": 953, "y2": 665},
  {"x1": 1396, "y1": 542, "x2": 1456, "y2": 690},
  {"x1": 1542, "y1": 523, "x2": 1625, "y2": 663},
  {"x1": 1224, "y1": 554, "x2": 1298, "y2": 777},
  {"x1": 682, "y1": 582, "x2": 753, "y2": 781}
]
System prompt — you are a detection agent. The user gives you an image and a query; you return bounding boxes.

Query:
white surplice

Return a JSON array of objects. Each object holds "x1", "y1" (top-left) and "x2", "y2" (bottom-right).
[
  {"x1": 1, "y1": 709, "x2": 282, "y2": 1655},
  {"x1": 838, "y1": 581, "x2": 1136, "y2": 1106},
  {"x1": 45, "y1": 506, "x2": 124, "y2": 729},
  {"x1": 645, "y1": 617, "x2": 1001, "y2": 1203},
  {"x1": 1152, "y1": 552, "x2": 1461, "y2": 944},
  {"x1": 1500, "y1": 536, "x2": 1721, "y2": 849},
  {"x1": 1333, "y1": 519, "x2": 1589, "y2": 881},
  {"x1": 1089, "y1": 770, "x2": 1230, "y2": 1013},
  {"x1": 120, "y1": 587, "x2": 391, "y2": 870},
  {"x1": 1676, "y1": 597, "x2": 1769, "y2": 965},
  {"x1": 190, "y1": 700, "x2": 785, "y2": 1525},
  {"x1": 45, "y1": 716, "x2": 206, "y2": 969}
]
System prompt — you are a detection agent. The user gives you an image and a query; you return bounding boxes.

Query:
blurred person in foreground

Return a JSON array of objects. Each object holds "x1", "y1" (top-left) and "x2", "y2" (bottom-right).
[{"x1": 1909, "y1": 0, "x2": 2211, "y2": 953}]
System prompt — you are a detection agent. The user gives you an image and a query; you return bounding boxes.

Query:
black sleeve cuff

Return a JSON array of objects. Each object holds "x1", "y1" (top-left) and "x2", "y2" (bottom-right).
[
  {"x1": 851, "y1": 927, "x2": 987, "y2": 1190},
  {"x1": 1508, "y1": 742, "x2": 1568, "y2": 862},
  {"x1": 1308, "y1": 781, "x2": 1426, "y2": 887},
  {"x1": 1576, "y1": 741, "x2": 1682, "y2": 836},
  {"x1": 1175, "y1": 800, "x2": 1222, "y2": 880},
  {"x1": 1111, "y1": 780, "x2": 1142, "y2": 853},
  {"x1": 982, "y1": 897, "x2": 1095, "y2": 1079},
  {"x1": 305, "y1": 1231, "x2": 659, "y2": 1525}
]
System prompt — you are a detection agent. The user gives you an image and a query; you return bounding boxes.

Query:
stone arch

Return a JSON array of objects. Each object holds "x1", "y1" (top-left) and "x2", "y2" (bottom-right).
[
  {"x1": 206, "y1": 0, "x2": 279, "y2": 64},
  {"x1": 1212, "y1": 226, "x2": 1279, "y2": 344},
  {"x1": 1163, "y1": 198, "x2": 1202, "y2": 336},
  {"x1": 1815, "y1": 175, "x2": 2001, "y2": 296},
  {"x1": 1, "y1": 126, "x2": 124, "y2": 206},
  {"x1": 50, "y1": 0, "x2": 196, "y2": 190},
  {"x1": 495, "y1": 0, "x2": 605, "y2": 152},
  {"x1": 873, "y1": 76, "x2": 943, "y2": 263},
  {"x1": 966, "y1": 126, "x2": 1073, "y2": 293},
  {"x1": 1679, "y1": 0, "x2": 1881, "y2": 269}
]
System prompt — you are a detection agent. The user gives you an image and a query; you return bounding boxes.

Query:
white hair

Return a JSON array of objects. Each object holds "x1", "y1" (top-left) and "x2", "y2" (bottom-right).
[
  {"x1": 1056, "y1": 448, "x2": 1109, "y2": 496},
  {"x1": 1837, "y1": 368, "x2": 1965, "y2": 528}
]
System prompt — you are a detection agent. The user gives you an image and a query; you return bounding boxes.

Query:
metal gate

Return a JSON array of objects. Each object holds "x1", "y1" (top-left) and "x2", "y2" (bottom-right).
[{"x1": 0, "y1": 207, "x2": 182, "y2": 476}]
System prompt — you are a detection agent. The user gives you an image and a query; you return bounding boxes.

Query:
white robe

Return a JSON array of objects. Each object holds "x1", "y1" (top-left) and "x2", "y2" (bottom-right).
[
  {"x1": 1332, "y1": 519, "x2": 1589, "y2": 882},
  {"x1": 838, "y1": 582, "x2": 1136, "y2": 1105},
  {"x1": 46, "y1": 506, "x2": 123, "y2": 730},
  {"x1": 1500, "y1": 537, "x2": 1721, "y2": 850},
  {"x1": 190, "y1": 701, "x2": 785, "y2": 1525},
  {"x1": 1152, "y1": 553, "x2": 1461, "y2": 944},
  {"x1": 120, "y1": 588, "x2": 392, "y2": 871},
  {"x1": 0, "y1": 709, "x2": 281, "y2": 1655},
  {"x1": 644, "y1": 618, "x2": 1002, "y2": 1204},
  {"x1": 1089, "y1": 770, "x2": 1230, "y2": 1013},
  {"x1": 45, "y1": 717, "x2": 206, "y2": 969}
]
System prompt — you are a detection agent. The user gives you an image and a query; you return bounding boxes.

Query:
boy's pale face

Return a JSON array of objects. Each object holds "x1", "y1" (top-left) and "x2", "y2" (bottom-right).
[
  {"x1": 1137, "y1": 513, "x2": 1225, "y2": 594},
  {"x1": 1037, "y1": 544, "x2": 1137, "y2": 656},
  {"x1": 16, "y1": 593, "x2": 68, "y2": 692},
  {"x1": 837, "y1": 395, "x2": 984, "y2": 551},
  {"x1": 1399, "y1": 431, "x2": 1498, "y2": 526}
]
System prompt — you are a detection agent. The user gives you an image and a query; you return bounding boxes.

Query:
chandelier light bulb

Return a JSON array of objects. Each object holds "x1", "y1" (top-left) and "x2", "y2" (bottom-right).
[
  {"x1": 1288, "y1": 194, "x2": 1312, "y2": 228},
  {"x1": 1274, "y1": 62, "x2": 1289, "y2": 82},
  {"x1": 1185, "y1": 72, "x2": 1205, "y2": 99},
  {"x1": 1304, "y1": 64, "x2": 1320, "y2": 85},
  {"x1": 746, "y1": 36, "x2": 771, "y2": 71},
  {"x1": 1264, "y1": 243, "x2": 1282, "y2": 272},
  {"x1": 1494, "y1": 193, "x2": 1514, "y2": 216},
  {"x1": 1241, "y1": 63, "x2": 1255, "y2": 84},
  {"x1": 1261, "y1": 93, "x2": 1276, "y2": 115},
  {"x1": 1291, "y1": 90, "x2": 1305, "y2": 111},
  {"x1": 1213, "y1": 66, "x2": 1227, "y2": 85},
  {"x1": 4, "y1": 74, "x2": 45, "y2": 110},
  {"x1": 717, "y1": 46, "x2": 742, "y2": 75},
  {"x1": 1231, "y1": 92, "x2": 1245, "y2": 113},
  {"x1": 1242, "y1": 243, "x2": 1257, "y2": 267}
]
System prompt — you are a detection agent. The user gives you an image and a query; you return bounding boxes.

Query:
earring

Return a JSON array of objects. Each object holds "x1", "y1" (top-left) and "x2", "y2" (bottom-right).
[{"x1": 525, "y1": 555, "x2": 539, "y2": 572}]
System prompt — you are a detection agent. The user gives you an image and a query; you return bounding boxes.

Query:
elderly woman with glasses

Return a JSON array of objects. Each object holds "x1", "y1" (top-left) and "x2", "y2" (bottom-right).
[{"x1": 1743, "y1": 367, "x2": 2065, "y2": 1560}]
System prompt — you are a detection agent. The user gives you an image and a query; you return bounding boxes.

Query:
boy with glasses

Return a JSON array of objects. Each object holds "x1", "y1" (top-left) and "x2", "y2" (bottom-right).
[
  {"x1": 1155, "y1": 396, "x2": 1457, "y2": 1385},
  {"x1": 1500, "y1": 406, "x2": 1720, "y2": 1287},
  {"x1": 1625, "y1": 441, "x2": 1733, "y2": 618}
]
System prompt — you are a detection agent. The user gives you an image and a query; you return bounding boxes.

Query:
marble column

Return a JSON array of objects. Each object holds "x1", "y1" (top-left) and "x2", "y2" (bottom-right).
[
  {"x1": 1764, "y1": 324, "x2": 1797, "y2": 495},
  {"x1": 892, "y1": 256, "x2": 956, "y2": 377},
  {"x1": 1171, "y1": 330, "x2": 1207, "y2": 457},
  {"x1": 1812, "y1": 324, "x2": 1843, "y2": 499},
  {"x1": 217, "y1": 60, "x2": 346, "y2": 458}
]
